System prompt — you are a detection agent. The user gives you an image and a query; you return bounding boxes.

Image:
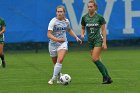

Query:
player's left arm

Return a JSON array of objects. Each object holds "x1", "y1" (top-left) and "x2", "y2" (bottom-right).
[
  {"x1": 101, "y1": 24, "x2": 107, "y2": 50},
  {"x1": 67, "y1": 28, "x2": 82, "y2": 44},
  {"x1": 0, "y1": 26, "x2": 6, "y2": 35}
]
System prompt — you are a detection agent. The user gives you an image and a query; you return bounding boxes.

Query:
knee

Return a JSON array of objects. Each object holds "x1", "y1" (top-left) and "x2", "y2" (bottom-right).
[
  {"x1": 92, "y1": 57, "x2": 99, "y2": 62},
  {"x1": 57, "y1": 58, "x2": 64, "y2": 63}
]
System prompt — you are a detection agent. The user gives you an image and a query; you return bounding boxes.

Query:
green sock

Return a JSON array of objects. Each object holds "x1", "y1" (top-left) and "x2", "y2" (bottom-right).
[
  {"x1": 94, "y1": 60, "x2": 108, "y2": 77},
  {"x1": 102, "y1": 64, "x2": 110, "y2": 77}
]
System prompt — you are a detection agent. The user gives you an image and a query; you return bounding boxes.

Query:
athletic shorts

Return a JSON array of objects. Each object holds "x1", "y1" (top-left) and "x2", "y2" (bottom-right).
[
  {"x1": 49, "y1": 42, "x2": 68, "y2": 57},
  {"x1": 0, "y1": 35, "x2": 4, "y2": 44},
  {"x1": 88, "y1": 39, "x2": 103, "y2": 49}
]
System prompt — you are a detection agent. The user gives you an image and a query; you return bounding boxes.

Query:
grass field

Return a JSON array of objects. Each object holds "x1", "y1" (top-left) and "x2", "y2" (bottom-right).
[{"x1": 0, "y1": 48, "x2": 140, "y2": 93}]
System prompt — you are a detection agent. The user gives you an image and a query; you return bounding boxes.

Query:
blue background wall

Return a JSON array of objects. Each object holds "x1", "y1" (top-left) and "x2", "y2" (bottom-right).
[{"x1": 0, "y1": 0, "x2": 140, "y2": 43}]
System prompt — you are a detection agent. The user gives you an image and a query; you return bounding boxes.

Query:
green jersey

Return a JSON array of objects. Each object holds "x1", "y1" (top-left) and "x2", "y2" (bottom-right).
[
  {"x1": 81, "y1": 13, "x2": 106, "y2": 42},
  {"x1": 0, "y1": 18, "x2": 6, "y2": 43}
]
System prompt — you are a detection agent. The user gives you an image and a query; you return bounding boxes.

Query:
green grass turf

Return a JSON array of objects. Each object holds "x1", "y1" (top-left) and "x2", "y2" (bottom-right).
[{"x1": 0, "y1": 49, "x2": 140, "y2": 93}]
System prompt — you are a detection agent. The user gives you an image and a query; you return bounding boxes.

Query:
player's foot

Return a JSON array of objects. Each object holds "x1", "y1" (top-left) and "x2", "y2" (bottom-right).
[
  {"x1": 2, "y1": 60, "x2": 6, "y2": 68},
  {"x1": 57, "y1": 73, "x2": 63, "y2": 84},
  {"x1": 48, "y1": 79, "x2": 54, "y2": 85},
  {"x1": 102, "y1": 77, "x2": 113, "y2": 84}
]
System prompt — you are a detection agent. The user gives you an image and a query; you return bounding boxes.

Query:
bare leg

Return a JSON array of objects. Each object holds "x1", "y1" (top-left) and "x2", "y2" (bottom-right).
[
  {"x1": 91, "y1": 47, "x2": 112, "y2": 84},
  {"x1": 0, "y1": 44, "x2": 5, "y2": 68},
  {"x1": 51, "y1": 56, "x2": 57, "y2": 65},
  {"x1": 51, "y1": 49, "x2": 67, "y2": 80}
]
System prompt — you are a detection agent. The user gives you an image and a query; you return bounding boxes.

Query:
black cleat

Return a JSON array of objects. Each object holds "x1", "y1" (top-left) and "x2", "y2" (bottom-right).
[
  {"x1": 102, "y1": 77, "x2": 113, "y2": 84},
  {"x1": 2, "y1": 60, "x2": 6, "y2": 68}
]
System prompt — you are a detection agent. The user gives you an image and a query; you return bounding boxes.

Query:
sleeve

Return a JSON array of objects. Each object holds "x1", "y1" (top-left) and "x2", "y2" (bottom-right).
[
  {"x1": 1, "y1": 18, "x2": 6, "y2": 26},
  {"x1": 81, "y1": 16, "x2": 86, "y2": 26},
  {"x1": 48, "y1": 18, "x2": 55, "y2": 31},
  {"x1": 100, "y1": 16, "x2": 106, "y2": 25},
  {"x1": 67, "y1": 19, "x2": 71, "y2": 30}
]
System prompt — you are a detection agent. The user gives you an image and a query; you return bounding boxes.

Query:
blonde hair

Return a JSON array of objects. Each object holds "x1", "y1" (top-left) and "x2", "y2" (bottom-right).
[{"x1": 88, "y1": 0, "x2": 98, "y2": 10}]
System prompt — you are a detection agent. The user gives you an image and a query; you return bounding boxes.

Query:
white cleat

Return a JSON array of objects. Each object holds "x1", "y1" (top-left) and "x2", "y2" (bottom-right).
[{"x1": 48, "y1": 79, "x2": 54, "y2": 85}]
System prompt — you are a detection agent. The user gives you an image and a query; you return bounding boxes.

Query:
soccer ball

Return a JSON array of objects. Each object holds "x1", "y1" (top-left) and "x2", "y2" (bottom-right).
[{"x1": 60, "y1": 74, "x2": 71, "y2": 85}]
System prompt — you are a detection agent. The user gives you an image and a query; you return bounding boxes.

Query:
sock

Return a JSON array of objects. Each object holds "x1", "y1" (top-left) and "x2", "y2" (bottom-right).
[
  {"x1": 52, "y1": 63, "x2": 62, "y2": 80},
  {"x1": 102, "y1": 64, "x2": 110, "y2": 77},
  {"x1": 0, "y1": 54, "x2": 4, "y2": 61},
  {"x1": 58, "y1": 72, "x2": 61, "y2": 80},
  {"x1": 94, "y1": 60, "x2": 108, "y2": 77},
  {"x1": 96, "y1": 60, "x2": 110, "y2": 77}
]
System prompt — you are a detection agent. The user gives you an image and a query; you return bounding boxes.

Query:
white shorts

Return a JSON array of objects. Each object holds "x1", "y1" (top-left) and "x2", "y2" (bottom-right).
[{"x1": 49, "y1": 42, "x2": 68, "y2": 57}]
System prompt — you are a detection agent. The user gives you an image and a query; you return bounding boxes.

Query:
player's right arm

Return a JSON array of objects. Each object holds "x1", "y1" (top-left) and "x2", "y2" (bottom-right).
[
  {"x1": 81, "y1": 26, "x2": 85, "y2": 40},
  {"x1": 0, "y1": 26, "x2": 5, "y2": 35},
  {"x1": 81, "y1": 16, "x2": 86, "y2": 40},
  {"x1": 47, "y1": 30, "x2": 65, "y2": 42}
]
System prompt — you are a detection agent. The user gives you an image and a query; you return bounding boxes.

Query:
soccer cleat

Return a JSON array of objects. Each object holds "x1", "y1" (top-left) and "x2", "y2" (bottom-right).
[
  {"x1": 2, "y1": 60, "x2": 6, "y2": 68},
  {"x1": 102, "y1": 77, "x2": 113, "y2": 84},
  {"x1": 48, "y1": 79, "x2": 54, "y2": 85}
]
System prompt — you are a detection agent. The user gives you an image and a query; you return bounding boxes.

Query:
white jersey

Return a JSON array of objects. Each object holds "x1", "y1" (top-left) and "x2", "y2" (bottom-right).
[{"x1": 48, "y1": 17, "x2": 71, "y2": 45}]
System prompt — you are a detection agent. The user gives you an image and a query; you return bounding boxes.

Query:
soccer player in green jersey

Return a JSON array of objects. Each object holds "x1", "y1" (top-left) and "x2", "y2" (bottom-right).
[
  {"x1": 0, "y1": 17, "x2": 6, "y2": 68},
  {"x1": 81, "y1": 0, "x2": 112, "y2": 84}
]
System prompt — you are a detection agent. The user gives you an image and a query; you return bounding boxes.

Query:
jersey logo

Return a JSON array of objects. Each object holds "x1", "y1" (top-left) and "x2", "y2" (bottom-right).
[{"x1": 86, "y1": 23, "x2": 99, "y2": 27}]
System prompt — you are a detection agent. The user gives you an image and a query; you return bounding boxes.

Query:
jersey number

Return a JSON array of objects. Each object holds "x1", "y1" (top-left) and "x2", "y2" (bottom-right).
[{"x1": 90, "y1": 28, "x2": 94, "y2": 34}]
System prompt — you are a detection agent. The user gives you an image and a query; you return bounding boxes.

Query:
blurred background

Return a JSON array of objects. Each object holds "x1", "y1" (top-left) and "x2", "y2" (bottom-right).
[{"x1": 0, "y1": 0, "x2": 140, "y2": 51}]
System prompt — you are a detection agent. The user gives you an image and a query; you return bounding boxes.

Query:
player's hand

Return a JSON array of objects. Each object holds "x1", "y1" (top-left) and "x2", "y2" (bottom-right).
[
  {"x1": 57, "y1": 38, "x2": 65, "y2": 43},
  {"x1": 76, "y1": 37, "x2": 82, "y2": 44},
  {"x1": 102, "y1": 43, "x2": 107, "y2": 50}
]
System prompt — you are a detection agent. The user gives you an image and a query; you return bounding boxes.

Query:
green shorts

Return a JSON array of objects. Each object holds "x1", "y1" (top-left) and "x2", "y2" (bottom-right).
[
  {"x1": 0, "y1": 40, "x2": 4, "y2": 44},
  {"x1": 88, "y1": 39, "x2": 103, "y2": 49},
  {"x1": 0, "y1": 36, "x2": 4, "y2": 44}
]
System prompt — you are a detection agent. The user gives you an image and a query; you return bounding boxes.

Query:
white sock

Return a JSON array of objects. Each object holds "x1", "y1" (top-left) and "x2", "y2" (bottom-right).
[
  {"x1": 58, "y1": 72, "x2": 61, "y2": 80},
  {"x1": 52, "y1": 63, "x2": 62, "y2": 80}
]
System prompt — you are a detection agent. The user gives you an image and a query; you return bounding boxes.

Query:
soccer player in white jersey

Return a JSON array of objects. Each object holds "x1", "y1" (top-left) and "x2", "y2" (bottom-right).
[{"x1": 47, "y1": 5, "x2": 82, "y2": 85}]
